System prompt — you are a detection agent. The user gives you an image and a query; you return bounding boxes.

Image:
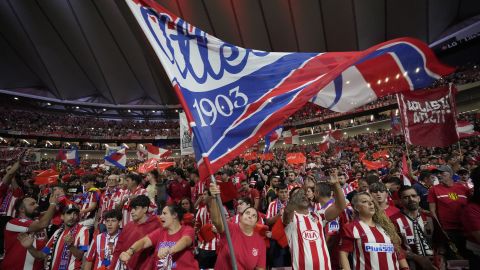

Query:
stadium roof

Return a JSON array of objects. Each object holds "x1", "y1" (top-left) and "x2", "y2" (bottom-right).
[{"x1": 0, "y1": 0, "x2": 479, "y2": 109}]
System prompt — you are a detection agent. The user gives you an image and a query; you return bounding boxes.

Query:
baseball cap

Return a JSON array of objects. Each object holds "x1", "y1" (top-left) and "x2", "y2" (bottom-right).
[
  {"x1": 62, "y1": 204, "x2": 80, "y2": 214},
  {"x1": 432, "y1": 165, "x2": 454, "y2": 175}
]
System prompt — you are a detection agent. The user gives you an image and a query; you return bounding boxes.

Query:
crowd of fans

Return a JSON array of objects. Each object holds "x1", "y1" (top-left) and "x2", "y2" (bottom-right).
[
  {"x1": 0, "y1": 108, "x2": 179, "y2": 139},
  {"x1": 0, "y1": 110, "x2": 478, "y2": 269}
]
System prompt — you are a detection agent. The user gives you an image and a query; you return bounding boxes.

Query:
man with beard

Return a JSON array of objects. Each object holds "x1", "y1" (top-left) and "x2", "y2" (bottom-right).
[
  {"x1": 2, "y1": 192, "x2": 59, "y2": 270},
  {"x1": 18, "y1": 204, "x2": 90, "y2": 270},
  {"x1": 391, "y1": 186, "x2": 437, "y2": 270},
  {"x1": 283, "y1": 168, "x2": 346, "y2": 270}
]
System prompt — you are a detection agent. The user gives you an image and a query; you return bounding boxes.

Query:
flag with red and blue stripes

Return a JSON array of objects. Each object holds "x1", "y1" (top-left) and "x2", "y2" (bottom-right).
[{"x1": 126, "y1": 0, "x2": 454, "y2": 179}]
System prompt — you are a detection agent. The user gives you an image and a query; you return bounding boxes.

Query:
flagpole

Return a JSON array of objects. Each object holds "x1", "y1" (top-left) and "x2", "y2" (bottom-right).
[
  {"x1": 458, "y1": 140, "x2": 462, "y2": 158},
  {"x1": 208, "y1": 173, "x2": 238, "y2": 270}
]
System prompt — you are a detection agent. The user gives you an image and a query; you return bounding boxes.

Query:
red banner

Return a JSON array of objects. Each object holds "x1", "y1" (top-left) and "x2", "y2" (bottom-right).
[
  {"x1": 397, "y1": 85, "x2": 459, "y2": 147},
  {"x1": 372, "y1": 149, "x2": 389, "y2": 160},
  {"x1": 242, "y1": 152, "x2": 258, "y2": 161},
  {"x1": 137, "y1": 159, "x2": 175, "y2": 174},
  {"x1": 362, "y1": 159, "x2": 389, "y2": 170},
  {"x1": 286, "y1": 153, "x2": 306, "y2": 164},
  {"x1": 259, "y1": 153, "x2": 274, "y2": 160},
  {"x1": 34, "y1": 169, "x2": 59, "y2": 185}
]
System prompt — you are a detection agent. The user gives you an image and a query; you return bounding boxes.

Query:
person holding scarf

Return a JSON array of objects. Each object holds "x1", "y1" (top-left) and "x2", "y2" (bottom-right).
[{"x1": 18, "y1": 204, "x2": 90, "y2": 270}]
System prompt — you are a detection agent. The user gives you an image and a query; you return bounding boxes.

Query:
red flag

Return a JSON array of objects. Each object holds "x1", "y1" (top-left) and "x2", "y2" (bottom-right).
[
  {"x1": 402, "y1": 154, "x2": 412, "y2": 185},
  {"x1": 372, "y1": 150, "x2": 389, "y2": 160},
  {"x1": 242, "y1": 152, "x2": 258, "y2": 161},
  {"x1": 146, "y1": 144, "x2": 172, "y2": 159},
  {"x1": 362, "y1": 159, "x2": 389, "y2": 170},
  {"x1": 34, "y1": 169, "x2": 58, "y2": 185},
  {"x1": 259, "y1": 153, "x2": 274, "y2": 160},
  {"x1": 457, "y1": 120, "x2": 480, "y2": 138},
  {"x1": 397, "y1": 85, "x2": 458, "y2": 147},
  {"x1": 358, "y1": 152, "x2": 366, "y2": 161},
  {"x1": 318, "y1": 141, "x2": 329, "y2": 153},
  {"x1": 283, "y1": 128, "x2": 299, "y2": 145},
  {"x1": 286, "y1": 153, "x2": 306, "y2": 164},
  {"x1": 138, "y1": 158, "x2": 175, "y2": 174}
]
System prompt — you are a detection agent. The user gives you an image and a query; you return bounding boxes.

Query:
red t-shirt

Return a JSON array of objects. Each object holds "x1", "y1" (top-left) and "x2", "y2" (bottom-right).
[
  {"x1": 215, "y1": 222, "x2": 266, "y2": 270},
  {"x1": 217, "y1": 180, "x2": 238, "y2": 203},
  {"x1": 238, "y1": 188, "x2": 260, "y2": 203},
  {"x1": 462, "y1": 202, "x2": 480, "y2": 244},
  {"x1": 2, "y1": 218, "x2": 47, "y2": 270},
  {"x1": 168, "y1": 179, "x2": 191, "y2": 203},
  {"x1": 427, "y1": 183, "x2": 469, "y2": 230},
  {"x1": 111, "y1": 215, "x2": 161, "y2": 270},
  {"x1": 384, "y1": 205, "x2": 400, "y2": 218},
  {"x1": 147, "y1": 226, "x2": 198, "y2": 269}
]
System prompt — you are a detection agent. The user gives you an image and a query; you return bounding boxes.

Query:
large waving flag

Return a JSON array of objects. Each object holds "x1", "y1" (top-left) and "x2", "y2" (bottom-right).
[
  {"x1": 282, "y1": 128, "x2": 299, "y2": 145},
  {"x1": 126, "y1": 0, "x2": 453, "y2": 179},
  {"x1": 457, "y1": 120, "x2": 480, "y2": 138},
  {"x1": 264, "y1": 126, "x2": 283, "y2": 153},
  {"x1": 146, "y1": 144, "x2": 172, "y2": 159},
  {"x1": 56, "y1": 147, "x2": 79, "y2": 166},
  {"x1": 104, "y1": 148, "x2": 126, "y2": 170}
]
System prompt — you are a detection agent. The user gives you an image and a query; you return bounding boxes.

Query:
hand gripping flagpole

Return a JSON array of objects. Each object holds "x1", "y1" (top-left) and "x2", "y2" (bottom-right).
[{"x1": 203, "y1": 156, "x2": 238, "y2": 270}]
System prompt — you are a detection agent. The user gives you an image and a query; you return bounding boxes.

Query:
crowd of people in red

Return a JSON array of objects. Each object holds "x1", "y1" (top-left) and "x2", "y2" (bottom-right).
[
  {"x1": 0, "y1": 108, "x2": 179, "y2": 139},
  {"x1": 0, "y1": 109, "x2": 478, "y2": 269}
]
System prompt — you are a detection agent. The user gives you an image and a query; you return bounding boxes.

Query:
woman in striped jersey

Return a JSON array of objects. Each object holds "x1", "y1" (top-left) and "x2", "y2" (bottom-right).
[{"x1": 339, "y1": 192, "x2": 409, "y2": 270}]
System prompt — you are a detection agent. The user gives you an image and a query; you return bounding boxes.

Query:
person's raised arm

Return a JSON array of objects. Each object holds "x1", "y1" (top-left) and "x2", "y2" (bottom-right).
[
  {"x1": 2, "y1": 160, "x2": 20, "y2": 186},
  {"x1": 324, "y1": 168, "x2": 347, "y2": 221},
  {"x1": 282, "y1": 199, "x2": 296, "y2": 226},
  {"x1": 28, "y1": 191, "x2": 59, "y2": 232},
  {"x1": 207, "y1": 183, "x2": 224, "y2": 234}
]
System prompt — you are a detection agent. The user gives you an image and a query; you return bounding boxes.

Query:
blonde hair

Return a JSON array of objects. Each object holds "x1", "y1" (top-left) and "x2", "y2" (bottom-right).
[{"x1": 352, "y1": 192, "x2": 401, "y2": 249}]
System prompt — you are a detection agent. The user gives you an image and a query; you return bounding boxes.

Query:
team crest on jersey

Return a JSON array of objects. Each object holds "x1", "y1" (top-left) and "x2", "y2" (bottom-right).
[
  {"x1": 252, "y1": 248, "x2": 258, "y2": 256},
  {"x1": 328, "y1": 220, "x2": 340, "y2": 232},
  {"x1": 302, "y1": 229, "x2": 319, "y2": 241},
  {"x1": 448, "y1": 192, "x2": 458, "y2": 200}
]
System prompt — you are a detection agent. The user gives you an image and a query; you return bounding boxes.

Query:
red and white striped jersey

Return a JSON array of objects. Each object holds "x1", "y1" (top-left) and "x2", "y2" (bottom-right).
[
  {"x1": 120, "y1": 186, "x2": 156, "y2": 227},
  {"x1": 285, "y1": 212, "x2": 331, "y2": 270},
  {"x1": 195, "y1": 205, "x2": 218, "y2": 250},
  {"x1": 192, "y1": 181, "x2": 206, "y2": 204},
  {"x1": 3, "y1": 218, "x2": 47, "y2": 270},
  {"x1": 42, "y1": 224, "x2": 90, "y2": 270},
  {"x1": 266, "y1": 199, "x2": 287, "y2": 219},
  {"x1": 390, "y1": 211, "x2": 434, "y2": 256},
  {"x1": 80, "y1": 189, "x2": 100, "y2": 221},
  {"x1": 0, "y1": 182, "x2": 24, "y2": 217},
  {"x1": 85, "y1": 230, "x2": 121, "y2": 269},
  {"x1": 340, "y1": 220, "x2": 401, "y2": 270},
  {"x1": 98, "y1": 188, "x2": 122, "y2": 223},
  {"x1": 342, "y1": 184, "x2": 355, "y2": 196}
]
